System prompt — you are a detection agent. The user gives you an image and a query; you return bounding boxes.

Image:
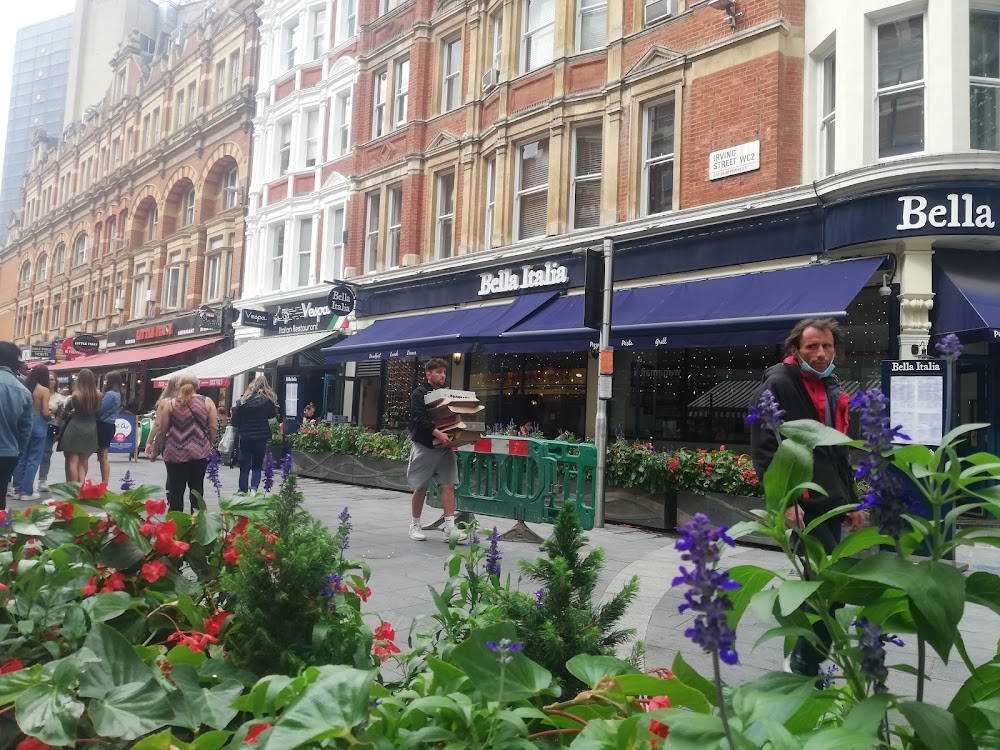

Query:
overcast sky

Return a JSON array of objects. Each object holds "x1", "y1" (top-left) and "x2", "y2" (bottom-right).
[{"x1": 0, "y1": 1, "x2": 78, "y2": 181}]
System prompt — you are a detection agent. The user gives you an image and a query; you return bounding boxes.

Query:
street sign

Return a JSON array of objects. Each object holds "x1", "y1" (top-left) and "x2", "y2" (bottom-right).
[
  {"x1": 241, "y1": 308, "x2": 274, "y2": 329},
  {"x1": 327, "y1": 283, "x2": 356, "y2": 316},
  {"x1": 30, "y1": 343, "x2": 51, "y2": 360}
]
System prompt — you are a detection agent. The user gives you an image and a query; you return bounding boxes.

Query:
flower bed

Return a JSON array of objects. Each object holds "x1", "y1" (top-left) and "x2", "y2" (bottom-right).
[
  {"x1": 606, "y1": 439, "x2": 761, "y2": 497},
  {"x1": 291, "y1": 421, "x2": 412, "y2": 460}
]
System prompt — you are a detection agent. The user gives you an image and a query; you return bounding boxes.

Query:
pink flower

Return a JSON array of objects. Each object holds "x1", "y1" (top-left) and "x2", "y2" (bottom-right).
[
  {"x1": 145, "y1": 499, "x2": 167, "y2": 516},
  {"x1": 0, "y1": 658, "x2": 24, "y2": 674},
  {"x1": 245, "y1": 724, "x2": 272, "y2": 744},
  {"x1": 141, "y1": 560, "x2": 168, "y2": 583},
  {"x1": 77, "y1": 479, "x2": 108, "y2": 499}
]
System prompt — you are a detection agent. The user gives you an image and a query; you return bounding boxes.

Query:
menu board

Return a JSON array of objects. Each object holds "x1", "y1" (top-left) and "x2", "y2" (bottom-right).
[{"x1": 881, "y1": 360, "x2": 947, "y2": 446}]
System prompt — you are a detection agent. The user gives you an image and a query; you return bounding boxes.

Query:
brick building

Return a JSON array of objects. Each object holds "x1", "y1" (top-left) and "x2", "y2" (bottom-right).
[{"x1": 0, "y1": 0, "x2": 260, "y2": 410}]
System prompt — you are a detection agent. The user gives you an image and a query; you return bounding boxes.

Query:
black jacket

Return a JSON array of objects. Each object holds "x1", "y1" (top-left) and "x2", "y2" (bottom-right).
[
  {"x1": 749, "y1": 362, "x2": 857, "y2": 517},
  {"x1": 232, "y1": 393, "x2": 276, "y2": 441},
  {"x1": 409, "y1": 382, "x2": 436, "y2": 448}
]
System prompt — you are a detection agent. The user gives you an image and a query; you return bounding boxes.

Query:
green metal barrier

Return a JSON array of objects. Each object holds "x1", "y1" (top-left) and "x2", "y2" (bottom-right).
[{"x1": 426, "y1": 436, "x2": 596, "y2": 541}]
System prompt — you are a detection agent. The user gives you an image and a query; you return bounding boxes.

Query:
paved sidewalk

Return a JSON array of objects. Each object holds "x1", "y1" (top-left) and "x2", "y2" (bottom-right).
[{"x1": 25, "y1": 454, "x2": 1000, "y2": 707}]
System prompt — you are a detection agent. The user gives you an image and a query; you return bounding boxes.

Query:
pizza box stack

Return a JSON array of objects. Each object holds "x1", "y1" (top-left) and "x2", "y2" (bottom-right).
[{"x1": 425, "y1": 388, "x2": 486, "y2": 448}]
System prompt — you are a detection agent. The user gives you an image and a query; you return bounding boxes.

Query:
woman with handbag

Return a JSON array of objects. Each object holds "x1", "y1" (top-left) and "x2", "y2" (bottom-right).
[
  {"x1": 11, "y1": 365, "x2": 51, "y2": 501},
  {"x1": 37, "y1": 372, "x2": 66, "y2": 493},
  {"x1": 96, "y1": 371, "x2": 123, "y2": 484},
  {"x1": 59, "y1": 368, "x2": 101, "y2": 483},
  {"x1": 231, "y1": 375, "x2": 278, "y2": 494},
  {"x1": 145, "y1": 374, "x2": 217, "y2": 512}
]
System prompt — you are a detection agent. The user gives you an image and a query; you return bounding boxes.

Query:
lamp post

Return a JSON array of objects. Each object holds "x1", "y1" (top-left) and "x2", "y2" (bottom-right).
[{"x1": 591, "y1": 238, "x2": 614, "y2": 529}]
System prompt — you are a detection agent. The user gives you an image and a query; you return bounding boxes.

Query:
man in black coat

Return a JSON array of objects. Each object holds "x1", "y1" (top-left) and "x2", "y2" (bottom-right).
[{"x1": 749, "y1": 318, "x2": 864, "y2": 677}]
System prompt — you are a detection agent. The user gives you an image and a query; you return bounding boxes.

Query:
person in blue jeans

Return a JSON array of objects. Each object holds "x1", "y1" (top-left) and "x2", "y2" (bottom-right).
[
  {"x1": 96, "y1": 371, "x2": 123, "y2": 484},
  {"x1": 231, "y1": 375, "x2": 278, "y2": 493},
  {"x1": 12, "y1": 364, "x2": 51, "y2": 501},
  {"x1": 0, "y1": 342, "x2": 32, "y2": 510}
]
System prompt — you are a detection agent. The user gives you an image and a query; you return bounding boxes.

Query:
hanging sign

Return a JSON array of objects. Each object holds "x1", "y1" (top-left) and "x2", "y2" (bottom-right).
[
  {"x1": 71, "y1": 334, "x2": 100, "y2": 354},
  {"x1": 327, "y1": 284, "x2": 356, "y2": 316},
  {"x1": 241, "y1": 309, "x2": 274, "y2": 330}
]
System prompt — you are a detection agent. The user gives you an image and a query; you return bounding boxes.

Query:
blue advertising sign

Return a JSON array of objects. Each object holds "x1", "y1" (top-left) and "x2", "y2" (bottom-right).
[{"x1": 108, "y1": 413, "x2": 137, "y2": 455}]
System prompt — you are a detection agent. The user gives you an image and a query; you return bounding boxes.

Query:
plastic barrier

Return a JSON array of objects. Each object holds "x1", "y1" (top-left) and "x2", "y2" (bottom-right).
[{"x1": 427, "y1": 436, "x2": 596, "y2": 542}]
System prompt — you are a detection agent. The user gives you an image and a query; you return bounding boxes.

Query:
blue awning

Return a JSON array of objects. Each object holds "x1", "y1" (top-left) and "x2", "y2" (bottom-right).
[
  {"x1": 323, "y1": 291, "x2": 558, "y2": 363},
  {"x1": 933, "y1": 251, "x2": 1000, "y2": 336},
  {"x1": 488, "y1": 257, "x2": 882, "y2": 352}
]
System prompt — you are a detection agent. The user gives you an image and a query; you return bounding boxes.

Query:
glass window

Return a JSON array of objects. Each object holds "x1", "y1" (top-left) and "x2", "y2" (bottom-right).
[
  {"x1": 148, "y1": 205, "x2": 158, "y2": 241},
  {"x1": 184, "y1": 188, "x2": 196, "y2": 225},
  {"x1": 304, "y1": 109, "x2": 320, "y2": 167},
  {"x1": 188, "y1": 82, "x2": 197, "y2": 120},
  {"x1": 311, "y1": 6, "x2": 326, "y2": 60},
  {"x1": 224, "y1": 167, "x2": 240, "y2": 209},
  {"x1": 327, "y1": 205, "x2": 346, "y2": 278},
  {"x1": 819, "y1": 52, "x2": 836, "y2": 176},
  {"x1": 645, "y1": 0, "x2": 673, "y2": 25},
  {"x1": 434, "y1": 172, "x2": 455, "y2": 259},
  {"x1": 333, "y1": 90, "x2": 352, "y2": 156},
  {"x1": 99, "y1": 284, "x2": 109, "y2": 317},
  {"x1": 387, "y1": 184, "x2": 402, "y2": 267},
  {"x1": 230, "y1": 51, "x2": 241, "y2": 96},
  {"x1": 215, "y1": 60, "x2": 226, "y2": 104},
  {"x1": 523, "y1": 0, "x2": 554, "y2": 72},
  {"x1": 442, "y1": 38, "x2": 462, "y2": 112},
  {"x1": 365, "y1": 192, "x2": 380, "y2": 272},
  {"x1": 73, "y1": 233, "x2": 88, "y2": 267},
  {"x1": 69, "y1": 285, "x2": 84, "y2": 323},
  {"x1": 971, "y1": 11, "x2": 1000, "y2": 150},
  {"x1": 490, "y1": 11, "x2": 503, "y2": 74},
  {"x1": 270, "y1": 225, "x2": 285, "y2": 290},
  {"x1": 52, "y1": 294, "x2": 61, "y2": 329},
  {"x1": 876, "y1": 15, "x2": 924, "y2": 159},
  {"x1": 516, "y1": 137, "x2": 549, "y2": 239},
  {"x1": 132, "y1": 265, "x2": 146, "y2": 319},
  {"x1": 577, "y1": 0, "x2": 606, "y2": 51},
  {"x1": 206, "y1": 254, "x2": 221, "y2": 302},
  {"x1": 36, "y1": 254, "x2": 47, "y2": 282},
  {"x1": 339, "y1": 0, "x2": 357, "y2": 43},
  {"x1": 165, "y1": 251, "x2": 183, "y2": 309},
  {"x1": 643, "y1": 99, "x2": 675, "y2": 216},
  {"x1": 572, "y1": 123, "x2": 602, "y2": 229},
  {"x1": 484, "y1": 157, "x2": 496, "y2": 248},
  {"x1": 283, "y1": 18, "x2": 300, "y2": 71},
  {"x1": 394, "y1": 58, "x2": 409, "y2": 126},
  {"x1": 32, "y1": 301, "x2": 43, "y2": 333},
  {"x1": 19, "y1": 262, "x2": 31, "y2": 289},
  {"x1": 175, "y1": 89, "x2": 185, "y2": 127},
  {"x1": 278, "y1": 119, "x2": 292, "y2": 175},
  {"x1": 55, "y1": 244, "x2": 65, "y2": 274},
  {"x1": 373, "y1": 69, "x2": 387, "y2": 137},
  {"x1": 297, "y1": 217, "x2": 314, "y2": 286}
]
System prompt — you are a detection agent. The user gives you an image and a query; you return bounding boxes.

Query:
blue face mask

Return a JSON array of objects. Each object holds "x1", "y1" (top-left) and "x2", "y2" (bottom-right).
[{"x1": 800, "y1": 357, "x2": 835, "y2": 378}]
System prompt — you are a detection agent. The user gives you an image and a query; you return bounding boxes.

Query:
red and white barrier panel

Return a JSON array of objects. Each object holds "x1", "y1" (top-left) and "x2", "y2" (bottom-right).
[{"x1": 457, "y1": 436, "x2": 530, "y2": 456}]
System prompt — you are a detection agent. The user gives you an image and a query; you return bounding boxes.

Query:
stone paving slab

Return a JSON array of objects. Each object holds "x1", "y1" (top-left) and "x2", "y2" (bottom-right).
[{"x1": 23, "y1": 455, "x2": 1000, "y2": 707}]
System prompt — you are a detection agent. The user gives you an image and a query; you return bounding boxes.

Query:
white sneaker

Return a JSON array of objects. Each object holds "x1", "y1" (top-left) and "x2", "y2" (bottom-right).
[
  {"x1": 782, "y1": 654, "x2": 793, "y2": 674},
  {"x1": 442, "y1": 524, "x2": 469, "y2": 544},
  {"x1": 6, "y1": 487, "x2": 15, "y2": 498},
  {"x1": 408, "y1": 522, "x2": 427, "y2": 541},
  {"x1": 20, "y1": 494, "x2": 39, "y2": 502},
  {"x1": 37, "y1": 481, "x2": 48, "y2": 492}
]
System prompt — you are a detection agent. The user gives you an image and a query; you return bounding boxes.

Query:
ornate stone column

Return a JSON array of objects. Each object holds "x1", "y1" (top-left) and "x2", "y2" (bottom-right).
[{"x1": 897, "y1": 240, "x2": 935, "y2": 360}]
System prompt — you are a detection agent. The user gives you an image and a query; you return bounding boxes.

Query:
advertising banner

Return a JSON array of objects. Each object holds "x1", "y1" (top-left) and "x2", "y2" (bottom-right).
[{"x1": 108, "y1": 413, "x2": 137, "y2": 455}]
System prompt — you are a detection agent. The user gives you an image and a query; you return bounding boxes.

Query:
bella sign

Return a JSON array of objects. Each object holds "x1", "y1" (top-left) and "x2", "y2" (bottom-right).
[
  {"x1": 478, "y1": 261, "x2": 569, "y2": 297},
  {"x1": 896, "y1": 194, "x2": 996, "y2": 230}
]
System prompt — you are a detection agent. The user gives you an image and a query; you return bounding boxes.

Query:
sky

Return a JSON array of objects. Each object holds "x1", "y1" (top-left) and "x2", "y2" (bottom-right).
[{"x1": 0, "y1": 1, "x2": 78, "y2": 179}]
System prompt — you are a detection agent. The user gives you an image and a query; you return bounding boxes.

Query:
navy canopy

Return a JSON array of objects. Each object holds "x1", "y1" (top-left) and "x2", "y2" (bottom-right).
[
  {"x1": 933, "y1": 251, "x2": 1000, "y2": 336},
  {"x1": 323, "y1": 291, "x2": 557, "y2": 363},
  {"x1": 488, "y1": 257, "x2": 882, "y2": 352}
]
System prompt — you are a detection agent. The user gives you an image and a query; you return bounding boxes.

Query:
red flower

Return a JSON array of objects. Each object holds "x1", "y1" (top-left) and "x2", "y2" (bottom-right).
[
  {"x1": 647, "y1": 695, "x2": 671, "y2": 739},
  {"x1": 232, "y1": 516, "x2": 249, "y2": 535},
  {"x1": 373, "y1": 622, "x2": 395, "y2": 641},
  {"x1": 0, "y1": 658, "x2": 24, "y2": 674},
  {"x1": 265, "y1": 533, "x2": 278, "y2": 545},
  {"x1": 81, "y1": 576, "x2": 98, "y2": 596},
  {"x1": 154, "y1": 537, "x2": 190, "y2": 557},
  {"x1": 52, "y1": 501, "x2": 74, "y2": 521},
  {"x1": 355, "y1": 585, "x2": 371, "y2": 602},
  {"x1": 141, "y1": 560, "x2": 168, "y2": 583},
  {"x1": 245, "y1": 724, "x2": 272, "y2": 744},
  {"x1": 139, "y1": 520, "x2": 155, "y2": 536},
  {"x1": 145, "y1": 499, "x2": 167, "y2": 516},
  {"x1": 100, "y1": 572, "x2": 126, "y2": 593},
  {"x1": 16, "y1": 738, "x2": 49, "y2": 750},
  {"x1": 203, "y1": 610, "x2": 231, "y2": 637},
  {"x1": 77, "y1": 479, "x2": 108, "y2": 499},
  {"x1": 0, "y1": 509, "x2": 7, "y2": 525},
  {"x1": 223, "y1": 546, "x2": 239, "y2": 565},
  {"x1": 167, "y1": 631, "x2": 218, "y2": 652}
]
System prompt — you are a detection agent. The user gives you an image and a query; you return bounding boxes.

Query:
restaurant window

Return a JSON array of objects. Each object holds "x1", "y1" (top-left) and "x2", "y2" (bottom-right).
[
  {"x1": 515, "y1": 137, "x2": 549, "y2": 240},
  {"x1": 270, "y1": 225, "x2": 285, "y2": 291},
  {"x1": 876, "y1": 15, "x2": 924, "y2": 159},
  {"x1": 971, "y1": 11, "x2": 1000, "y2": 150},
  {"x1": 522, "y1": 0, "x2": 554, "y2": 72},
  {"x1": 297, "y1": 217, "x2": 314, "y2": 286},
  {"x1": 642, "y1": 98, "x2": 675, "y2": 216},
  {"x1": 572, "y1": 123, "x2": 602, "y2": 229},
  {"x1": 387, "y1": 184, "x2": 402, "y2": 267},
  {"x1": 365, "y1": 192, "x2": 380, "y2": 272},
  {"x1": 434, "y1": 171, "x2": 455, "y2": 259}
]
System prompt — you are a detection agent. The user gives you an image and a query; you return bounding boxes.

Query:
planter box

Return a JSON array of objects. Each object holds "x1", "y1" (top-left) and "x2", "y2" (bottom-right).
[
  {"x1": 292, "y1": 450, "x2": 409, "y2": 492},
  {"x1": 604, "y1": 485, "x2": 678, "y2": 531},
  {"x1": 677, "y1": 490, "x2": 774, "y2": 547}
]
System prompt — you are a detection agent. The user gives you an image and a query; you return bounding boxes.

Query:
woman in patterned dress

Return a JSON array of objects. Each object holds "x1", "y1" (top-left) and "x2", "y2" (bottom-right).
[{"x1": 144, "y1": 373, "x2": 217, "y2": 512}]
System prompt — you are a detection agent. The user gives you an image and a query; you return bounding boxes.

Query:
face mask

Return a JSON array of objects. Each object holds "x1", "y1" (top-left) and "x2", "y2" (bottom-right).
[{"x1": 799, "y1": 357, "x2": 835, "y2": 379}]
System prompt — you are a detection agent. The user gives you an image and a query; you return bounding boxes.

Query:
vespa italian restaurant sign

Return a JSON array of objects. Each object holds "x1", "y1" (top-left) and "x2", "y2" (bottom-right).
[
  {"x1": 478, "y1": 261, "x2": 570, "y2": 297},
  {"x1": 266, "y1": 293, "x2": 344, "y2": 335}
]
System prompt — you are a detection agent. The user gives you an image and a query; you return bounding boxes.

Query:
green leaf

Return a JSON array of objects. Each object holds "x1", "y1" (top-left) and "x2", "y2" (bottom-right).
[
  {"x1": 643, "y1": 709, "x2": 725, "y2": 750},
  {"x1": 127, "y1": 728, "x2": 187, "y2": 750},
  {"x1": 671, "y1": 652, "x2": 717, "y2": 708},
  {"x1": 967, "y1": 572, "x2": 1000, "y2": 619},
  {"x1": 449, "y1": 623, "x2": 553, "y2": 702},
  {"x1": 755, "y1": 626, "x2": 820, "y2": 649},
  {"x1": 616, "y1": 674, "x2": 712, "y2": 714},
  {"x1": 777, "y1": 581, "x2": 822, "y2": 617},
  {"x1": 730, "y1": 672, "x2": 817, "y2": 743},
  {"x1": 764, "y1": 439, "x2": 814, "y2": 515},
  {"x1": 0, "y1": 663, "x2": 41, "y2": 703},
  {"x1": 898, "y1": 700, "x2": 977, "y2": 750},
  {"x1": 842, "y1": 694, "x2": 891, "y2": 735},
  {"x1": 78, "y1": 623, "x2": 154, "y2": 699},
  {"x1": 14, "y1": 682, "x2": 85, "y2": 746},
  {"x1": 190, "y1": 511, "x2": 225, "y2": 546},
  {"x1": 567, "y1": 717, "x2": 640, "y2": 750},
  {"x1": 726, "y1": 566, "x2": 779, "y2": 630},
  {"x1": 802, "y1": 728, "x2": 885, "y2": 750},
  {"x1": 749, "y1": 588, "x2": 779, "y2": 625},
  {"x1": 940, "y1": 423, "x2": 991, "y2": 449},
  {"x1": 566, "y1": 654, "x2": 639, "y2": 689},
  {"x1": 266, "y1": 666, "x2": 375, "y2": 748},
  {"x1": 830, "y1": 527, "x2": 894, "y2": 562},
  {"x1": 189, "y1": 731, "x2": 232, "y2": 750},
  {"x1": 779, "y1": 420, "x2": 856, "y2": 448},
  {"x1": 88, "y1": 679, "x2": 175, "y2": 740},
  {"x1": 169, "y1": 664, "x2": 243, "y2": 731},
  {"x1": 79, "y1": 591, "x2": 140, "y2": 622}
]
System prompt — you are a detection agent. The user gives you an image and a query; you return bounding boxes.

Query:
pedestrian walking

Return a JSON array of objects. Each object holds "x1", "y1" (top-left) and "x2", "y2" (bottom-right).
[
  {"x1": 96, "y1": 371, "x2": 123, "y2": 485},
  {"x1": 144, "y1": 374, "x2": 217, "y2": 512},
  {"x1": 0, "y1": 342, "x2": 32, "y2": 510},
  {"x1": 749, "y1": 318, "x2": 864, "y2": 678},
  {"x1": 12, "y1": 364, "x2": 51, "y2": 501},
  {"x1": 37, "y1": 372, "x2": 66, "y2": 493},
  {"x1": 231, "y1": 375, "x2": 278, "y2": 493},
  {"x1": 59, "y1": 368, "x2": 101, "y2": 483}
]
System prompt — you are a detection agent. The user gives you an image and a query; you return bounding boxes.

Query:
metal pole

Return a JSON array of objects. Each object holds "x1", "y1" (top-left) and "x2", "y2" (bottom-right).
[{"x1": 593, "y1": 237, "x2": 614, "y2": 528}]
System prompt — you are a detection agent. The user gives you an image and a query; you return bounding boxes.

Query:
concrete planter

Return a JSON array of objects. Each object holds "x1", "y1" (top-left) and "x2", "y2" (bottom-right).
[
  {"x1": 291, "y1": 450, "x2": 409, "y2": 493},
  {"x1": 604, "y1": 485, "x2": 678, "y2": 531},
  {"x1": 677, "y1": 490, "x2": 773, "y2": 546}
]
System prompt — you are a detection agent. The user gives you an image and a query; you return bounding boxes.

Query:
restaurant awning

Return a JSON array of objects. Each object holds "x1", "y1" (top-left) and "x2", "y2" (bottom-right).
[
  {"x1": 322, "y1": 291, "x2": 557, "y2": 363},
  {"x1": 152, "y1": 329, "x2": 340, "y2": 387},
  {"x1": 933, "y1": 251, "x2": 1000, "y2": 337},
  {"x1": 48, "y1": 337, "x2": 223, "y2": 372},
  {"x1": 487, "y1": 257, "x2": 882, "y2": 352}
]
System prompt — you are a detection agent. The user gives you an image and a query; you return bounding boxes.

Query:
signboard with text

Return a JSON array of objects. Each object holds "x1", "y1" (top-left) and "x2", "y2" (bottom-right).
[
  {"x1": 241, "y1": 309, "x2": 274, "y2": 330},
  {"x1": 265, "y1": 294, "x2": 346, "y2": 335},
  {"x1": 106, "y1": 312, "x2": 220, "y2": 349},
  {"x1": 709, "y1": 140, "x2": 761, "y2": 181},
  {"x1": 880, "y1": 359, "x2": 948, "y2": 446},
  {"x1": 108, "y1": 413, "x2": 136, "y2": 455}
]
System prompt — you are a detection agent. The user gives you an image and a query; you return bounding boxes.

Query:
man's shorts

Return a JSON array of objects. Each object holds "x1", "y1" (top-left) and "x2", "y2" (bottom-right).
[{"x1": 407, "y1": 442, "x2": 459, "y2": 491}]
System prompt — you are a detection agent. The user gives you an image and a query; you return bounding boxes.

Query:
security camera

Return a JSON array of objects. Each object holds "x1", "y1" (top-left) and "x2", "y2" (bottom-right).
[{"x1": 878, "y1": 273, "x2": 892, "y2": 297}]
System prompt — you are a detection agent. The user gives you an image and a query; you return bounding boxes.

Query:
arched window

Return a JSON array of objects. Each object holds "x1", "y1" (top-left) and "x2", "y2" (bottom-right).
[
  {"x1": 106, "y1": 217, "x2": 117, "y2": 252},
  {"x1": 36, "y1": 254, "x2": 48, "y2": 282},
  {"x1": 19, "y1": 262, "x2": 31, "y2": 289},
  {"x1": 183, "y1": 188, "x2": 196, "y2": 225},
  {"x1": 73, "y1": 233, "x2": 89, "y2": 267},
  {"x1": 148, "y1": 205, "x2": 159, "y2": 240},
  {"x1": 224, "y1": 168, "x2": 239, "y2": 209},
  {"x1": 54, "y1": 244, "x2": 66, "y2": 275}
]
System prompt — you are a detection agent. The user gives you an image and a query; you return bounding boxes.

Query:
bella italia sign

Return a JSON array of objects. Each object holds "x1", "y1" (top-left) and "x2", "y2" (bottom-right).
[
  {"x1": 478, "y1": 261, "x2": 569, "y2": 297},
  {"x1": 896, "y1": 193, "x2": 996, "y2": 230}
]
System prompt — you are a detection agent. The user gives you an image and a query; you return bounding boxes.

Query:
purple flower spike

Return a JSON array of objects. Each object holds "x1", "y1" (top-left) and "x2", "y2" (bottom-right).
[
  {"x1": 206, "y1": 450, "x2": 223, "y2": 498},
  {"x1": 337, "y1": 507, "x2": 352, "y2": 551},
  {"x1": 671, "y1": 513, "x2": 740, "y2": 666},
  {"x1": 854, "y1": 617, "x2": 905, "y2": 694},
  {"x1": 533, "y1": 589, "x2": 544, "y2": 608},
  {"x1": 485, "y1": 526, "x2": 503, "y2": 576},
  {"x1": 280, "y1": 453, "x2": 294, "y2": 485},
  {"x1": 262, "y1": 453, "x2": 277, "y2": 493},
  {"x1": 120, "y1": 471, "x2": 135, "y2": 491},
  {"x1": 935, "y1": 333, "x2": 963, "y2": 360},
  {"x1": 745, "y1": 389, "x2": 786, "y2": 432},
  {"x1": 486, "y1": 638, "x2": 523, "y2": 664}
]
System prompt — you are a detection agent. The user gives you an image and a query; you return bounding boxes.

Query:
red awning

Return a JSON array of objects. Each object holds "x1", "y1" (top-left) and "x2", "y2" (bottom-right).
[{"x1": 48, "y1": 337, "x2": 223, "y2": 372}]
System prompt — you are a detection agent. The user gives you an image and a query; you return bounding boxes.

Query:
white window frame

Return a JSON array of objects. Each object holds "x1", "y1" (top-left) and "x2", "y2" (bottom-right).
[
  {"x1": 270, "y1": 225, "x2": 285, "y2": 291},
  {"x1": 514, "y1": 137, "x2": 549, "y2": 240},
  {"x1": 73, "y1": 233, "x2": 88, "y2": 267},
  {"x1": 386, "y1": 184, "x2": 402, "y2": 267},
  {"x1": 224, "y1": 167, "x2": 240, "y2": 209},
  {"x1": 373, "y1": 69, "x2": 388, "y2": 137},
  {"x1": 215, "y1": 59, "x2": 226, "y2": 104},
  {"x1": 641, "y1": 98, "x2": 676, "y2": 217},
  {"x1": 183, "y1": 188, "x2": 196, "y2": 226},
  {"x1": 52, "y1": 294, "x2": 61, "y2": 328},
  {"x1": 490, "y1": 12, "x2": 503, "y2": 75},
  {"x1": 484, "y1": 157, "x2": 496, "y2": 248},
  {"x1": 69, "y1": 285, "x2": 84, "y2": 323},
  {"x1": 332, "y1": 89, "x2": 352, "y2": 157},
  {"x1": 310, "y1": 5, "x2": 327, "y2": 60},
  {"x1": 577, "y1": 0, "x2": 607, "y2": 52},
  {"x1": 522, "y1": 0, "x2": 555, "y2": 73},
  {"x1": 818, "y1": 51, "x2": 836, "y2": 177},
  {"x1": 188, "y1": 82, "x2": 197, "y2": 121},
  {"x1": 230, "y1": 51, "x2": 241, "y2": 96},
  {"x1": 644, "y1": 0, "x2": 674, "y2": 26},
  {"x1": 148, "y1": 206, "x2": 159, "y2": 241},
  {"x1": 19, "y1": 262, "x2": 31, "y2": 289},
  {"x1": 442, "y1": 37, "x2": 462, "y2": 113},
  {"x1": 571, "y1": 123, "x2": 602, "y2": 230},
  {"x1": 282, "y1": 17, "x2": 300, "y2": 71},
  {"x1": 175, "y1": 89, "x2": 185, "y2": 128},
  {"x1": 297, "y1": 217, "x2": 314, "y2": 286},
  {"x1": 434, "y1": 171, "x2": 455, "y2": 259},
  {"x1": 205, "y1": 253, "x2": 222, "y2": 303},
  {"x1": 365, "y1": 192, "x2": 380, "y2": 272},
  {"x1": 304, "y1": 109, "x2": 320, "y2": 167},
  {"x1": 278, "y1": 119, "x2": 293, "y2": 175},
  {"x1": 131, "y1": 265, "x2": 146, "y2": 319},
  {"x1": 36, "y1": 254, "x2": 47, "y2": 282},
  {"x1": 337, "y1": 0, "x2": 357, "y2": 44},
  {"x1": 326, "y1": 204, "x2": 346, "y2": 279},
  {"x1": 874, "y1": 13, "x2": 925, "y2": 161},
  {"x1": 165, "y1": 251, "x2": 183, "y2": 310},
  {"x1": 970, "y1": 10, "x2": 1000, "y2": 151},
  {"x1": 393, "y1": 58, "x2": 409, "y2": 126}
]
